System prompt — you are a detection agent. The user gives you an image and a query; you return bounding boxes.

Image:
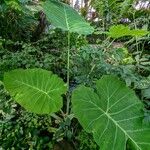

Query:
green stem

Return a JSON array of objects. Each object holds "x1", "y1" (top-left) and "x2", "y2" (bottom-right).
[
  {"x1": 133, "y1": 12, "x2": 139, "y2": 52},
  {"x1": 107, "y1": 39, "x2": 115, "y2": 49},
  {"x1": 51, "y1": 113, "x2": 62, "y2": 121},
  {"x1": 87, "y1": 64, "x2": 96, "y2": 79},
  {"x1": 66, "y1": 32, "x2": 71, "y2": 115},
  {"x1": 133, "y1": 12, "x2": 140, "y2": 72}
]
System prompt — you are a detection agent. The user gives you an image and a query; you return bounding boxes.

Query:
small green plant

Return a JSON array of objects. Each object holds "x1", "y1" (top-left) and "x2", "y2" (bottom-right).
[
  {"x1": 42, "y1": 0, "x2": 94, "y2": 115},
  {"x1": 76, "y1": 130, "x2": 99, "y2": 150}
]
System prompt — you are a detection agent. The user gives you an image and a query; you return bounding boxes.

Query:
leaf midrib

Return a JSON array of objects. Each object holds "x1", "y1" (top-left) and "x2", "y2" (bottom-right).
[
  {"x1": 63, "y1": 4, "x2": 69, "y2": 31},
  {"x1": 15, "y1": 79, "x2": 61, "y2": 112},
  {"x1": 82, "y1": 99, "x2": 142, "y2": 150},
  {"x1": 15, "y1": 80, "x2": 54, "y2": 102}
]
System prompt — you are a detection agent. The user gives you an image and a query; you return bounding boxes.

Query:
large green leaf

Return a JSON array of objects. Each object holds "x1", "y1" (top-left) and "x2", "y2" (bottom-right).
[
  {"x1": 72, "y1": 75, "x2": 150, "y2": 150},
  {"x1": 107, "y1": 25, "x2": 149, "y2": 38},
  {"x1": 42, "y1": 0, "x2": 94, "y2": 35},
  {"x1": 3, "y1": 68, "x2": 67, "y2": 114}
]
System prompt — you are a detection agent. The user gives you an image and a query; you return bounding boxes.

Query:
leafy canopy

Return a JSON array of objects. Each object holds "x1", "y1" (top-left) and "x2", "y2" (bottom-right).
[
  {"x1": 4, "y1": 68, "x2": 67, "y2": 114},
  {"x1": 72, "y1": 75, "x2": 150, "y2": 150}
]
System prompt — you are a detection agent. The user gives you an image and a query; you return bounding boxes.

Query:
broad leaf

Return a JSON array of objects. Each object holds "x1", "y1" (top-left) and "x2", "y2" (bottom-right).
[
  {"x1": 107, "y1": 25, "x2": 149, "y2": 38},
  {"x1": 4, "y1": 68, "x2": 67, "y2": 114},
  {"x1": 72, "y1": 75, "x2": 150, "y2": 150},
  {"x1": 42, "y1": 0, "x2": 94, "y2": 35}
]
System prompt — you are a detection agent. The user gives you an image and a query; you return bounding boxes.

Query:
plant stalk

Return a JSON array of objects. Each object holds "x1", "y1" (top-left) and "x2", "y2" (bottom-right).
[
  {"x1": 66, "y1": 32, "x2": 71, "y2": 115},
  {"x1": 133, "y1": 12, "x2": 139, "y2": 53}
]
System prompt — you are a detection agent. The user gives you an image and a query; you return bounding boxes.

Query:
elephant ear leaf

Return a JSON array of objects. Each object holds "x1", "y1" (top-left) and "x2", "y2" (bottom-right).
[
  {"x1": 42, "y1": 0, "x2": 94, "y2": 35},
  {"x1": 72, "y1": 75, "x2": 150, "y2": 150},
  {"x1": 3, "y1": 68, "x2": 67, "y2": 114}
]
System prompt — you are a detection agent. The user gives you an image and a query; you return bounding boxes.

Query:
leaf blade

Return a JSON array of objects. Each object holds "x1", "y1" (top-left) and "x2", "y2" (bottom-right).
[
  {"x1": 42, "y1": 0, "x2": 94, "y2": 35},
  {"x1": 72, "y1": 75, "x2": 150, "y2": 150},
  {"x1": 4, "y1": 68, "x2": 67, "y2": 114}
]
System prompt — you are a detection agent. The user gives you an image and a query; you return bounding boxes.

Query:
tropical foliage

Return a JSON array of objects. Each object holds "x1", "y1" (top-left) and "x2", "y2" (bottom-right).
[
  {"x1": 0, "y1": 0, "x2": 150, "y2": 150},
  {"x1": 72, "y1": 75, "x2": 150, "y2": 150}
]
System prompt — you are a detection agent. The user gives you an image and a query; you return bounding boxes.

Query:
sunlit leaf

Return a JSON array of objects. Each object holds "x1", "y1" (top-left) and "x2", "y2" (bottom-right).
[
  {"x1": 4, "y1": 68, "x2": 67, "y2": 114},
  {"x1": 107, "y1": 25, "x2": 149, "y2": 38}
]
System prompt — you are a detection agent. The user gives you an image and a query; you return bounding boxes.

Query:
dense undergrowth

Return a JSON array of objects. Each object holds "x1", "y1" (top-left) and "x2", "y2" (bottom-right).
[{"x1": 0, "y1": 0, "x2": 150, "y2": 150}]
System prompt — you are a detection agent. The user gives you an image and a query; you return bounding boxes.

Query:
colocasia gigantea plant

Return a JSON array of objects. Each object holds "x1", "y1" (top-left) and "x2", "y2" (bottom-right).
[{"x1": 2, "y1": 0, "x2": 150, "y2": 150}]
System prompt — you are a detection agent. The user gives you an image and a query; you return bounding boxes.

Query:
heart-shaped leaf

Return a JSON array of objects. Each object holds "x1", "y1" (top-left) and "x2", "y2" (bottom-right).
[
  {"x1": 72, "y1": 75, "x2": 150, "y2": 150},
  {"x1": 4, "y1": 68, "x2": 67, "y2": 114},
  {"x1": 42, "y1": 0, "x2": 94, "y2": 35}
]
